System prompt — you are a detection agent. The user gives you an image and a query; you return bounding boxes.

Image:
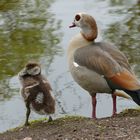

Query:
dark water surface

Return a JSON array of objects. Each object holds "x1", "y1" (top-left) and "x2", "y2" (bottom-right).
[{"x1": 0, "y1": 0, "x2": 139, "y2": 132}]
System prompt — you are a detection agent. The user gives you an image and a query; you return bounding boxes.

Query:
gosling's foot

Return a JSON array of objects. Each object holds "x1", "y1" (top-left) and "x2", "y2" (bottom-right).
[
  {"x1": 24, "y1": 122, "x2": 30, "y2": 126},
  {"x1": 48, "y1": 116, "x2": 53, "y2": 122}
]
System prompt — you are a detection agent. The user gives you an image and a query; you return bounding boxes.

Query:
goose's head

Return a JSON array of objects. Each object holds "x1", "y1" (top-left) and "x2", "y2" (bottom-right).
[
  {"x1": 69, "y1": 13, "x2": 98, "y2": 41},
  {"x1": 19, "y1": 62, "x2": 41, "y2": 77}
]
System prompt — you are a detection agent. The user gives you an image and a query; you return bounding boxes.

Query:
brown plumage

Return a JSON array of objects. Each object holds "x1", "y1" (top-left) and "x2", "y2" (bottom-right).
[{"x1": 18, "y1": 62, "x2": 55, "y2": 126}]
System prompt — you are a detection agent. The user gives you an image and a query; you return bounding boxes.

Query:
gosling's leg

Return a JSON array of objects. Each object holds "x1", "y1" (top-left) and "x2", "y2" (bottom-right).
[{"x1": 25, "y1": 102, "x2": 31, "y2": 126}]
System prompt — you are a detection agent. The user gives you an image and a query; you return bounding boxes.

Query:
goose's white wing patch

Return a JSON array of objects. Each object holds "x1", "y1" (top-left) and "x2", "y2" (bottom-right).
[{"x1": 73, "y1": 61, "x2": 79, "y2": 67}]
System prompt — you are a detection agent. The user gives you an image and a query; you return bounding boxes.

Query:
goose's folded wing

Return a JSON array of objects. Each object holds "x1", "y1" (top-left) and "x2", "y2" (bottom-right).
[
  {"x1": 74, "y1": 45, "x2": 140, "y2": 90},
  {"x1": 74, "y1": 46, "x2": 123, "y2": 77},
  {"x1": 99, "y1": 42, "x2": 132, "y2": 72}
]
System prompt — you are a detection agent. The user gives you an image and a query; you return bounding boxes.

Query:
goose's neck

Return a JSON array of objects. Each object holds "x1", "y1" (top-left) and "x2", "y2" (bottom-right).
[
  {"x1": 68, "y1": 33, "x2": 91, "y2": 52},
  {"x1": 80, "y1": 26, "x2": 97, "y2": 41},
  {"x1": 67, "y1": 33, "x2": 93, "y2": 63},
  {"x1": 81, "y1": 31, "x2": 95, "y2": 41}
]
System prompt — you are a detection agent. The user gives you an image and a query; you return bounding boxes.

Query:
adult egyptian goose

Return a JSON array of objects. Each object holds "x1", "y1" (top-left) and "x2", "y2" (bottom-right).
[
  {"x1": 68, "y1": 12, "x2": 140, "y2": 118},
  {"x1": 18, "y1": 62, "x2": 55, "y2": 125}
]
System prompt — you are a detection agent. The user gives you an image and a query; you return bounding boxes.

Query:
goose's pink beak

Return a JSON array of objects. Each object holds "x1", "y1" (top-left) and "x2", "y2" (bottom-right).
[{"x1": 69, "y1": 23, "x2": 76, "y2": 28}]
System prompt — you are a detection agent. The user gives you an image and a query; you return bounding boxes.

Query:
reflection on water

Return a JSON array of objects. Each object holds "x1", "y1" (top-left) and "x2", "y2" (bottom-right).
[
  {"x1": 0, "y1": 0, "x2": 140, "y2": 132},
  {"x1": 104, "y1": 1, "x2": 140, "y2": 76},
  {"x1": 0, "y1": 0, "x2": 21, "y2": 11},
  {"x1": 108, "y1": 0, "x2": 137, "y2": 6},
  {"x1": 0, "y1": 0, "x2": 62, "y2": 100}
]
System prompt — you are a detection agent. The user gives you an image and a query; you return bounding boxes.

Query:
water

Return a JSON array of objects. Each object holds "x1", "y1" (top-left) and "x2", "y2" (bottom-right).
[{"x1": 0, "y1": 0, "x2": 139, "y2": 132}]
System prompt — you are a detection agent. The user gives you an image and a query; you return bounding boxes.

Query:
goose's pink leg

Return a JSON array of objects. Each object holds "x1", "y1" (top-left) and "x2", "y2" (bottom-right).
[{"x1": 92, "y1": 94, "x2": 97, "y2": 119}]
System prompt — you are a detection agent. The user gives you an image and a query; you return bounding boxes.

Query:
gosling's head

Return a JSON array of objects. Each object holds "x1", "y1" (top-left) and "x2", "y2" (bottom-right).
[{"x1": 19, "y1": 62, "x2": 41, "y2": 77}]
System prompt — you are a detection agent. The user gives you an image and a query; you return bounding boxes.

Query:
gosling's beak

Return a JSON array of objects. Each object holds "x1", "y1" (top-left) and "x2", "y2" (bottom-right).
[
  {"x1": 19, "y1": 68, "x2": 27, "y2": 76},
  {"x1": 69, "y1": 22, "x2": 76, "y2": 28}
]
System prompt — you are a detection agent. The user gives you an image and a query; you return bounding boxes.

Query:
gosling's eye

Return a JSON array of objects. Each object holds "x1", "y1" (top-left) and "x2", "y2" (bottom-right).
[{"x1": 75, "y1": 14, "x2": 81, "y2": 21}]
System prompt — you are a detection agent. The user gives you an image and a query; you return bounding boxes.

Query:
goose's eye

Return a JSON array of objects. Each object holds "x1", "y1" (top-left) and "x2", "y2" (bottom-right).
[{"x1": 75, "y1": 15, "x2": 81, "y2": 21}]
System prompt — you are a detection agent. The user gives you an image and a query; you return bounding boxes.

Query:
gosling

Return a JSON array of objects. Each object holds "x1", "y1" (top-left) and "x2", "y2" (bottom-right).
[{"x1": 18, "y1": 62, "x2": 55, "y2": 126}]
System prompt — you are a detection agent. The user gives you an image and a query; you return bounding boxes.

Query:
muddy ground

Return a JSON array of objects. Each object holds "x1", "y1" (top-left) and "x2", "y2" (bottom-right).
[{"x1": 0, "y1": 109, "x2": 140, "y2": 140}]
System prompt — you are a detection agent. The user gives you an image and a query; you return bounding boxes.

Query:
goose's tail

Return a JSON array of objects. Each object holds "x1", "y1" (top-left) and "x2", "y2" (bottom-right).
[
  {"x1": 124, "y1": 89, "x2": 140, "y2": 105},
  {"x1": 114, "y1": 90, "x2": 131, "y2": 99}
]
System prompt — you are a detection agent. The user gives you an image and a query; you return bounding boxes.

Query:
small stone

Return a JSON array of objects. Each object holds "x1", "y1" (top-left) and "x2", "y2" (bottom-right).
[
  {"x1": 73, "y1": 129, "x2": 77, "y2": 132},
  {"x1": 58, "y1": 134, "x2": 63, "y2": 137},
  {"x1": 22, "y1": 137, "x2": 32, "y2": 140},
  {"x1": 19, "y1": 128, "x2": 24, "y2": 131},
  {"x1": 95, "y1": 133, "x2": 99, "y2": 136}
]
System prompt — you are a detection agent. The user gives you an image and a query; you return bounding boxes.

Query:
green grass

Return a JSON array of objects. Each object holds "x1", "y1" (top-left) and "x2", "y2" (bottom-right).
[{"x1": 118, "y1": 108, "x2": 140, "y2": 117}]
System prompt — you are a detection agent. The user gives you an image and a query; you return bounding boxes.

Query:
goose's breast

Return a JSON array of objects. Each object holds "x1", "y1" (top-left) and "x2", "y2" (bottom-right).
[{"x1": 70, "y1": 63, "x2": 111, "y2": 94}]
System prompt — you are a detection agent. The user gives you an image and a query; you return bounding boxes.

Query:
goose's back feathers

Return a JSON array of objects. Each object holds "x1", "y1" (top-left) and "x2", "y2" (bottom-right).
[{"x1": 74, "y1": 42, "x2": 132, "y2": 77}]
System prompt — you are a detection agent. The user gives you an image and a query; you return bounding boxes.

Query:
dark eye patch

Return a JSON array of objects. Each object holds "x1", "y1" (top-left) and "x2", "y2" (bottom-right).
[{"x1": 75, "y1": 14, "x2": 81, "y2": 21}]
